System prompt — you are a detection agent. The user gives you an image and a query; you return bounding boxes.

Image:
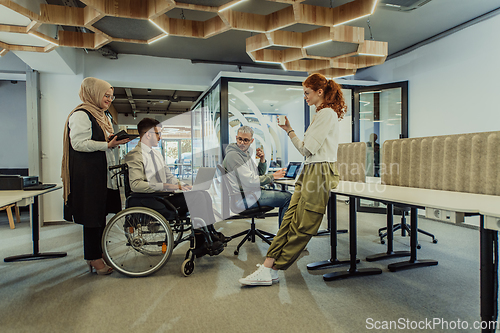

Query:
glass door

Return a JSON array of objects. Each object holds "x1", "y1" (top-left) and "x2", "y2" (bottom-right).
[{"x1": 354, "y1": 81, "x2": 408, "y2": 212}]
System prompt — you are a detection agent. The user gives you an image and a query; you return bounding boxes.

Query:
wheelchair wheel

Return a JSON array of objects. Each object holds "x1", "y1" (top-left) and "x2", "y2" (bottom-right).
[
  {"x1": 181, "y1": 259, "x2": 195, "y2": 276},
  {"x1": 102, "y1": 207, "x2": 174, "y2": 277}
]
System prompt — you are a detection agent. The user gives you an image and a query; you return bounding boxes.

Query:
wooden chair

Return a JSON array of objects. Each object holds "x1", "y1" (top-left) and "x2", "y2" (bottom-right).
[{"x1": 0, "y1": 203, "x2": 21, "y2": 229}]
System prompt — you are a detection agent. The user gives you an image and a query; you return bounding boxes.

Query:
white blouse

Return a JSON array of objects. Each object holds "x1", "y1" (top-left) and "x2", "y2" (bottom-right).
[{"x1": 290, "y1": 107, "x2": 340, "y2": 164}]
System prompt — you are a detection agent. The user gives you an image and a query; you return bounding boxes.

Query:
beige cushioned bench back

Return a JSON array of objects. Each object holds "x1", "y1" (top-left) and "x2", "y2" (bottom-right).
[
  {"x1": 382, "y1": 131, "x2": 500, "y2": 195},
  {"x1": 337, "y1": 142, "x2": 366, "y2": 183}
]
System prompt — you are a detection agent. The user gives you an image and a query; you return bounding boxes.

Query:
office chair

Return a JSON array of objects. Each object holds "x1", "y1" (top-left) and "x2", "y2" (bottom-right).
[
  {"x1": 378, "y1": 205, "x2": 438, "y2": 249},
  {"x1": 217, "y1": 165, "x2": 275, "y2": 255}
]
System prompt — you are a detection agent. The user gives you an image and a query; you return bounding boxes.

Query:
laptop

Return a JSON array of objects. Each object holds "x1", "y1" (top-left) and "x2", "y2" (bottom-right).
[
  {"x1": 24, "y1": 183, "x2": 57, "y2": 191},
  {"x1": 276, "y1": 162, "x2": 302, "y2": 180},
  {"x1": 175, "y1": 167, "x2": 216, "y2": 192}
]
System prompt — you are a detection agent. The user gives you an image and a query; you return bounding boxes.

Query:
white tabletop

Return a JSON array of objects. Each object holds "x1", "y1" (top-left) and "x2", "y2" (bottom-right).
[
  {"x1": 274, "y1": 179, "x2": 297, "y2": 186},
  {"x1": 0, "y1": 185, "x2": 62, "y2": 207},
  {"x1": 332, "y1": 181, "x2": 500, "y2": 216}
]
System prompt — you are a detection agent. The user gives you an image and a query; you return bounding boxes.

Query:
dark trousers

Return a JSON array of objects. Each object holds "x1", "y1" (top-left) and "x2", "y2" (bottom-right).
[
  {"x1": 83, "y1": 225, "x2": 106, "y2": 260},
  {"x1": 128, "y1": 191, "x2": 216, "y2": 228}
]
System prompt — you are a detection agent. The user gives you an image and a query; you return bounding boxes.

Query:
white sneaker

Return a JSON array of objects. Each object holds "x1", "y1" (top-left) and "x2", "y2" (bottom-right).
[
  {"x1": 239, "y1": 264, "x2": 273, "y2": 286},
  {"x1": 271, "y1": 268, "x2": 279, "y2": 284}
]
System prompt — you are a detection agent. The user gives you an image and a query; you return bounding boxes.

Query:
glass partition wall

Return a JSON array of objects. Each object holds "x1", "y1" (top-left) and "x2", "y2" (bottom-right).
[
  {"x1": 354, "y1": 81, "x2": 409, "y2": 212},
  {"x1": 191, "y1": 76, "x2": 408, "y2": 216},
  {"x1": 227, "y1": 80, "x2": 305, "y2": 168},
  {"x1": 191, "y1": 77, "x2": 306, "y2": 217}
]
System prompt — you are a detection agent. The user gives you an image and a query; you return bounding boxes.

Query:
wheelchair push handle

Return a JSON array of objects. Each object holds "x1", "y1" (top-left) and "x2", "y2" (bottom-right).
[{"x1": 109, "y1": 164, "x2": 126, "y2": 171}]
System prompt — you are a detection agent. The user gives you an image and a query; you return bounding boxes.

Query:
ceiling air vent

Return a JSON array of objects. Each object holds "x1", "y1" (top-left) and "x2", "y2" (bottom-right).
[{"x1": 381, "y1": 0, "x2": 433, "y2": 12}]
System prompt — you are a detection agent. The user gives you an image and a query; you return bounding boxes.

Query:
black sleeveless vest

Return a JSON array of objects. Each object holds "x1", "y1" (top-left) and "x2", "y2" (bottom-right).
[{"x1": 64, "y1": 110, "x2": 120, "y2": 227}]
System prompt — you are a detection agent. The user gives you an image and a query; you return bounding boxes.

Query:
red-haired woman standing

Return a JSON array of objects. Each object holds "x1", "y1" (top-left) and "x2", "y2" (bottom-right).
[{"x1": 239, "y1": 73, "x2": 347, "y2": 286}]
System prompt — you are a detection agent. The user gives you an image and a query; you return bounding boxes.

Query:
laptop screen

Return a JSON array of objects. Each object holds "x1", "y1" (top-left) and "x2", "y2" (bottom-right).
[{"x1": 285, "y1": 162, "x2": 302, "y2": 178}]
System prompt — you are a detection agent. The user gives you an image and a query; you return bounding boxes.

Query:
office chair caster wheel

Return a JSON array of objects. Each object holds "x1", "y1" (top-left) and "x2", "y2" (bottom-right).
[
  {"x1": 417, "y1": 244, "x2": 421, "y2": 249},
  {"x1": 380, "y1": 240, "x2": 385, "y2": 245},
  {"x1": 182, "y1": 259, "x2": 195, "y2": 276},
  {"x1": 234, "y1": 250, "x2": 239, "y2": 255},
  {"x1": 433, "y1": 239, "x2": 438, "y2": 244}
]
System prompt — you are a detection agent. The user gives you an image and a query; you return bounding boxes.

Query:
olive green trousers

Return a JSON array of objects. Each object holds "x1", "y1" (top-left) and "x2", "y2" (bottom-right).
[{"x1": 267, "y1": 162, "x2": 339, "y2": 270}]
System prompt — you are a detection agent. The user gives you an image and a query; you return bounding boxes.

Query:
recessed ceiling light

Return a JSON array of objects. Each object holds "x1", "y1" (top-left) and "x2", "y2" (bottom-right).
[
  {"x1": 304, "y1": 40, "x2": 331, "y2": 48},
  {"x1": 218, "y1": 0, "x2": 248, "y2": 12}
]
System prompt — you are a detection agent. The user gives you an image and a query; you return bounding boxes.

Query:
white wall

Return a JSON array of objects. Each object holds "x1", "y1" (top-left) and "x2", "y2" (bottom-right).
[
  {"x1": 354, "y1": 15, "x2": 500, "y2": 226},
  {"x1": 40, "y1": 73, "x2": 83, "y2": 222},
  {"x1": 0, "y1": 80, "x2": 27, "y2": 168},
  {"x1": 354, "y1": 14, "x2": 500, "y2": 138},
  {"x1": 83, "y1": 52, "x2": 299, "y2": 91},
  {"x1": 0, "y1": 52, "x2": 26, "y2": 80}
]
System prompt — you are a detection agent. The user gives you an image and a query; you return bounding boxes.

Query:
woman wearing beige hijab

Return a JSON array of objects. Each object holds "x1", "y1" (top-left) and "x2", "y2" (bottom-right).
[{"x1": 61, "y1": 77, "x2": 129, "y2": 275}]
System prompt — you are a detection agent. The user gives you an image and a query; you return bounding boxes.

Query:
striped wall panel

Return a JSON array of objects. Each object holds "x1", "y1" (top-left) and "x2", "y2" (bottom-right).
[
  {"x1": 382, "y1": 131, "x2": 500, "y2": 195},
  {"x1": 337, "y1": 142, "x2": 366, "y2": 182}
]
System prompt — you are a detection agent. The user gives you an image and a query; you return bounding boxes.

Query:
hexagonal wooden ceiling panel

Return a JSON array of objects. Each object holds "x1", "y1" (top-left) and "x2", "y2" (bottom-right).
[{"x1": 0, "y1": 0, "x2": 387, "y2": 77}]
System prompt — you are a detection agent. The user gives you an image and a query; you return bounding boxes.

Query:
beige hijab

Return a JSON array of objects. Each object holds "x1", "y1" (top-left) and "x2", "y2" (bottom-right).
[{"x1": 61, "y1": 77, "x2": 114, "y2": 203}]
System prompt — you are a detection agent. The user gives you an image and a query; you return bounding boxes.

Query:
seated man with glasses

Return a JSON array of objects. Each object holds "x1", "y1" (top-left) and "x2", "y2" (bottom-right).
[
  {"x1": 125, "y1": 118, "x2": 230, "y2": 250},
  {"x1": 222, "y1": 126, "x2": 292, "y2": 227}
]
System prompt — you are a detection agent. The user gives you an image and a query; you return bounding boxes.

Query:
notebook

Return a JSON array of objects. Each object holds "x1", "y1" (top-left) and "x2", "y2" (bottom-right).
[
  {"x1": 175, "y1": 167, "x2": 216, "y2": 192},
  {"x1": 276, "y1": 162, "x2": 302, "y2": 180}
]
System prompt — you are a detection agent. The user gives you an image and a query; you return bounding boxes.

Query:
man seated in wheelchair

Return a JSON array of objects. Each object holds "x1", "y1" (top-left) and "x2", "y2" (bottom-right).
[{"x1": 124, "y1": 118, "x2": 229, "y2": 256}]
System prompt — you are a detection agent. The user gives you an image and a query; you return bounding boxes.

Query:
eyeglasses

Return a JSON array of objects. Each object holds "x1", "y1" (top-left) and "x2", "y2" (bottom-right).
[
  {"x1": 236, "y1": 137, "x2": 251, "y2": 144},
  {"x1": 104, "y1": 94, "x2": 115, "y2": 101}
]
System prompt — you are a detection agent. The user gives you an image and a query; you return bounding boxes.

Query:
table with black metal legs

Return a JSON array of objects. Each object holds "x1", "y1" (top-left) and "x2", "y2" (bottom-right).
[
  {"x1": 321, "y1": 195, "x2": 382, "y2": 280},
  {"x1": 2, "y1": 186, "x2": 67, "y2": 262},
  {"x1": 480, "y1": 212, "x2": 499, "y2": 332},
  {"x1": 307, "y1": 192, "x2": 357, "y2": 270},
  {"x1": 308, "y1": 181, "x2": 498, "y2": 332},
  {"x1": 365, "y1": 203, "x2": 411, "y2": 262}
]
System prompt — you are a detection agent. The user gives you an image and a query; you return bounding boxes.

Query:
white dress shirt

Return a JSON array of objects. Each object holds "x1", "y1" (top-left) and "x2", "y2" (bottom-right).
[{"x1": 138, "y1": 142, "x2": 181, "y2": 191}]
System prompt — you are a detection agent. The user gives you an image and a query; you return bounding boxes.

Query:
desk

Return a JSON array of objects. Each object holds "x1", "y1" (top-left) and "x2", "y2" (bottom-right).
[
  {"x1": 1, "y1": 185, "x2": 67, "y2": 262},
  {"x1": 308, "y1": 181, "x2": 498, "y2": 332},
  {"x1": 273, "y1": 178, "x2": 296, "y2": 189}
]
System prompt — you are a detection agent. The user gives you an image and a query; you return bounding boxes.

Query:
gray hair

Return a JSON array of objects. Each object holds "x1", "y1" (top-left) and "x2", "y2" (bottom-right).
[{"x1": 238, "y1": 125, "x2": 254, "y2": 137}]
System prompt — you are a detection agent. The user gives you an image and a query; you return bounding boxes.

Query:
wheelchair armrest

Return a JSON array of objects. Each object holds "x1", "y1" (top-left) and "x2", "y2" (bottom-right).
[{"x1": 155, "y1": 196, "x2": 179, "y2": 216}]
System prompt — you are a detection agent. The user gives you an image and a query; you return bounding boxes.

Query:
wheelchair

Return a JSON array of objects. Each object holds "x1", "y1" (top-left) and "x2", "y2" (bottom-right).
[{"x1": 102, "y1": 164, "x2": 224, "y2": 277}]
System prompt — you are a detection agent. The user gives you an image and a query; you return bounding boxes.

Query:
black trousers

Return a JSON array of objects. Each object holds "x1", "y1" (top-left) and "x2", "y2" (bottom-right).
[
  {"x1": 83, "y1": 225, "x2": 106, "y2": 260},
  {"x1": 128, "y1": 191, "x2": 216, "y2": 228}
]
